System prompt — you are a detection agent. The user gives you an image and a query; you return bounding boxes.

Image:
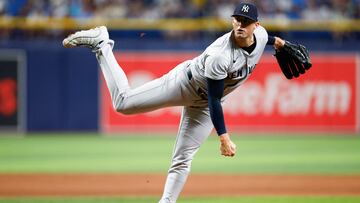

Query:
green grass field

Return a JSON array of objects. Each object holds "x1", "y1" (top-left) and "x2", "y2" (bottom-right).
[
  {"x1": 1, "y1": 134, "x2": 359, "y2": 174},
  {"x1": 0, "y1": 133, "x2": 360, "y2": 202}
]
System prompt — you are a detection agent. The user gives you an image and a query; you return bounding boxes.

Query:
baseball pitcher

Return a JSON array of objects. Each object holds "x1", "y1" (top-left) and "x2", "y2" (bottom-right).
[{"x1": 63, "y1": 2, "x2": 311, "y2": 203}]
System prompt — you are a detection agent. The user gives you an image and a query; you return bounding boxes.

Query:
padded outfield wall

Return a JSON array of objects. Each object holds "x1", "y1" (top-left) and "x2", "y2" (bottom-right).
[
  {"x1": 0, "y1": 16, "x2": 359, "y2": 133},
  {"x1": 100, "y1": 52, "x2": 360, "y2": 134},
  {"x1": 0, "y1": 48, "x2": 360, "y2": 133},
  {"x1": 0, "y1": 43, "x2": 359, "y2": 133},
  {"x1": 0, "y1": 46, "x2": 100, "y2": 132}
]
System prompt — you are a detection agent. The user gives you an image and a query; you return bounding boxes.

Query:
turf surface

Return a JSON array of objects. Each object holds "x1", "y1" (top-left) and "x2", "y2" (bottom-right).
[
  {"x1": 1, "y1": 134, "x2": 359, "y2": 202},
  {"x1": 0, "y1": 133, "x2": 359, "y2": 174}
]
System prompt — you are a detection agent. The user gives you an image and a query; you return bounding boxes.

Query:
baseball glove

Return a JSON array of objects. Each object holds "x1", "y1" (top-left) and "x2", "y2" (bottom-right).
[{"x1": 274, "y1": 41, "x2": 312, "y2": 79}]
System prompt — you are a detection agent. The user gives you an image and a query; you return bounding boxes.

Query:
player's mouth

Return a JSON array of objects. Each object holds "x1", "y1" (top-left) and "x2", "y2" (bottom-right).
[{"x1": 235, "y1": 29, "x2": 245, "y2": 35}]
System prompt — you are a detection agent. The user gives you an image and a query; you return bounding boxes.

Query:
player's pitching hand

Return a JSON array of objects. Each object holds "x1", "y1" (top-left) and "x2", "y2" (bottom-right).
[{"x1": 219, "y1": 133, "x2": 236, "y2": 157}]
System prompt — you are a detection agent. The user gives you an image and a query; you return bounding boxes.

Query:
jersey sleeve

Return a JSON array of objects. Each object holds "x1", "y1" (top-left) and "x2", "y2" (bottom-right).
[
  {"x1": 204, "y1": 54, "x2": 229, "y2": 80},
  {"x1": 256, "y1": 25, "x2": 269, "y2": 45},
  {"x1": 207, "y1": 78, "x2": 227, "y2": 135},
  {"x1": 267, "y1": 35, "x2": 275, "y2": 45}
]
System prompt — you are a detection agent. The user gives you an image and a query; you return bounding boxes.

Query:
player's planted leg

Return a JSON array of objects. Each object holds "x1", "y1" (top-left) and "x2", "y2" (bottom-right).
[{"x1": 159, "y1": 107, "x2": 213, "y2": 203}]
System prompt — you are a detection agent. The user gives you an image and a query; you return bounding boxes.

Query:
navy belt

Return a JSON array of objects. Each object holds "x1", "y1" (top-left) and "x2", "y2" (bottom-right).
[
  {"x1": 187, "y1": 69, "x2": 193, "y2": 80},
  {"x1": 187, "y1": 69, "x2": 207, "y2": 100}
]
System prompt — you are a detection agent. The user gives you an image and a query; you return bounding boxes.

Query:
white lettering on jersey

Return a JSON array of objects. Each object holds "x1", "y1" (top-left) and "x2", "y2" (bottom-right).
[{"x1": 228, "y1": 64, "x2": 256, "y2": 80}]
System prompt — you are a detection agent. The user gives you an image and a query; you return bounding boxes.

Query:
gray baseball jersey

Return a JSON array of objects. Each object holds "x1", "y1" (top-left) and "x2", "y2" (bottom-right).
[
  {"x1": 95, "y1": 25, "x2": 268, "y2": 203},
  {"x1": 190, "y1": 25, "x2": 268, "y2": 98}
]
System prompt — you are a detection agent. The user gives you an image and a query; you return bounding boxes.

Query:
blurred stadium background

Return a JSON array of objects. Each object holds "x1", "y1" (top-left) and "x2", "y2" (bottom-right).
[{"x1": 0, "y1": 0, "x2": 360, "y2": 203}]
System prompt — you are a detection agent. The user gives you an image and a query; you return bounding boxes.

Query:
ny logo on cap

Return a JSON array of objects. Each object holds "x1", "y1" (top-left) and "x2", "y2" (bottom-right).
[{"x1": 241, "y1": 5, "x2": 249, "y2": 13}]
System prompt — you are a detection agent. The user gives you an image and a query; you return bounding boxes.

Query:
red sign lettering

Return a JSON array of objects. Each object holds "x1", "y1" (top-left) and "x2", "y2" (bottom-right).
[{"x1": 101, "y1": 53, "x2": 358, "y2": 133}]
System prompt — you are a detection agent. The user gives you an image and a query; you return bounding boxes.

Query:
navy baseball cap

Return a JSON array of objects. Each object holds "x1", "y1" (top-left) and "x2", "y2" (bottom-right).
[{"x1": 231, "y1": 3, "x2": 258, "y2": 22}]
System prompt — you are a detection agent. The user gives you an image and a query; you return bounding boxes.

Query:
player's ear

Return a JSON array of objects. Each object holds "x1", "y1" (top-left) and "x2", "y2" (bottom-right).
[{"x1": 254, "y1": 21, "x2": 260, "y2": 27}]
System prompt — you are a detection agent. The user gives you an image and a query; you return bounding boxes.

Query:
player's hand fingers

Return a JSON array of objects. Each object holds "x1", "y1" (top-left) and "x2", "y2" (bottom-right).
[
  {"x1": 227, "y1": 142, "x2": 236, "y2": 156},
  {"x1": 220, "y1": 146, "x2": 229, "y2": 156},
  {"x1": 230, "y1": 144, "x2": 236, "y2": 156},
  {"x1": 219, "y1": 134, "x2": 236, "y2": 157},
  {"x1": 228, "y1": 146, "x2": 236, "y2": 157},
  {"x1": 220, "y1": 144, "x2": 236, "y2": 157}
]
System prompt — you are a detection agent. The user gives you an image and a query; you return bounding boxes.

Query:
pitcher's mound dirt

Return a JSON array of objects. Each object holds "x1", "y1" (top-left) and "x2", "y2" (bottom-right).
[{"x1": 1, "y1": 174, "x2": 360, "y2": 197}]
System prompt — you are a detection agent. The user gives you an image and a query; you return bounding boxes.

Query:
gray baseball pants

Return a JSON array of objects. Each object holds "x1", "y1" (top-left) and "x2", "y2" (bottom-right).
[{"x1": 96, "y1": 43, "x2": 213, "y2": 203}]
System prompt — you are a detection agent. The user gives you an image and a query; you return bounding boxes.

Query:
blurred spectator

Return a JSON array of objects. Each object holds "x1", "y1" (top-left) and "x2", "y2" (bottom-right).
[
  {"x1": 187, "y1": 0, "x2": 207, "y2": 18},
  {"x1": 5, "y1": 0, "x2": 27, "y2": 16},
  {"x1": 49, "y1": 0, "x2": 69, "y2": 18},
  {"x1": 0, "y1": 0, "x2": 358, "y2": 40},
  {"x1": 2, "y1": 0, "x2": 359, "y2": 20},
  {"x1": 94, "y1": 0, "x2": 126, "y2": 18},
  {"x1": 0, "y1": 0, "x2": 8, "y2": 39},
  {"x1": 126, "y1": 0, "x2": 145, "y2": 18},
  {"x1": 156, "y1": 0, "x2": 187, "y2": 18},
  {"x1": 0, "y1": 0, "x2": 6, "y2": 16},
  {"x1": 69, "y1": 0, "x2": 95, "y2": 18},
  {"x1": 18, "y1": 0, "x2": 48, "y2": 18},
  {"x1": 331, "y1": 0, "x2": 355, "y2": 19},
  {"x1": 291, "y1": 0, "x2": 306, "y2": 19},
  {"x1": 212, "y1": 0, "x2": 238, "y2": 19},
  {"x1": 355, "y1": 0, "x2": 360, "y2": 18},
  {"x1": 301, "y1": 0, "x2": 332, "y2": 20}
]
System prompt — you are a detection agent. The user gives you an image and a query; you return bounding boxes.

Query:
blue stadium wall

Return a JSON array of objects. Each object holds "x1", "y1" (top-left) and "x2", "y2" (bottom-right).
[
  {"x1": 25, "y1": 48, "x2": 99, "y2": 131},
  {"x1": 0, "y1": 41, "x2": 99, "y2": 132}
]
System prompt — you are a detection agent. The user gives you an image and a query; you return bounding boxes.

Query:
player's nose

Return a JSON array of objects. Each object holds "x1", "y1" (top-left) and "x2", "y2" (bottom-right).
[{"x1": 236, "y1": 21, "x2": 246, "y2": 29}]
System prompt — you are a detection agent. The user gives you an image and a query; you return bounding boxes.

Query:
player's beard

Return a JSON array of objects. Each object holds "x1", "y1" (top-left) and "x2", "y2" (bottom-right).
[{"x1": 234, "y1": 29, "x2": 248, "y2": 39}]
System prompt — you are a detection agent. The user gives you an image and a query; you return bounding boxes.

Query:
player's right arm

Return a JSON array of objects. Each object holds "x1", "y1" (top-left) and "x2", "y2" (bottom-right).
[
  {"x1": 205, "y1": 54, "x2": 236, "y2": 157},
  {"x1": 204, "y1": 54, "x2": 237, "y2": 157},
  {"x1": 207, "y1": 78, "x2": 236, "y2": 157}
]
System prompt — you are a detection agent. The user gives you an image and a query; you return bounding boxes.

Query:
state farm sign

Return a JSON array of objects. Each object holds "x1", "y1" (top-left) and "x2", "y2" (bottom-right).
[
  {"x1": 101, "y1": 52, "x2": 358, "y2": 133},
  {"x1": 224, "y1": 74, "x2": 351, "y2": 116}
]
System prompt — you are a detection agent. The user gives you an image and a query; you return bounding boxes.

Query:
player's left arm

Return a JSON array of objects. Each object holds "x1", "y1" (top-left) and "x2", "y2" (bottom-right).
[{"x1": 268, "y1": 35, "x2": 285, "y2": 49}]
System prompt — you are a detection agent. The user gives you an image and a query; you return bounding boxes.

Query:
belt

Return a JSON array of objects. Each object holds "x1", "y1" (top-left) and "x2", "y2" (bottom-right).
[
  {"x1": 187, "y1": 68, "x2": 193, "y2": 80},
  {"x1": 186, "y1": 68, "x2": 207, "y2": 100}
]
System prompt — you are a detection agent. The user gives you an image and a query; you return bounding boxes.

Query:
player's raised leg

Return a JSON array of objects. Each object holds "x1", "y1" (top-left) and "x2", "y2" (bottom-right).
[
  {"x1": 62, "y1": 26, "x2": 110, "y2": 51},
  {"x1": 159, "y1": 106, "x2": 213, "y2": 203},
  {"x1": 63, "y1": 26, "x2": 130, "y2": 111},
  {"x1": 95, "y1": 39, "x2": 131, "y2": 110},
  {"x1": 95, "y1": 42, "x2": 193, "y2": 114},
  {"x1": 62, "y1": 26, "x2": 197, "y2": 115}
]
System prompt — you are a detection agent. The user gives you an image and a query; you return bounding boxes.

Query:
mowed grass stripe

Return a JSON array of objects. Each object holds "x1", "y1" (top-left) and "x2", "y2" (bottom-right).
[{"x1": 0, "y1": 134, "x2": 359, "y2": 174}]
